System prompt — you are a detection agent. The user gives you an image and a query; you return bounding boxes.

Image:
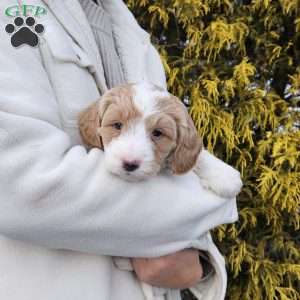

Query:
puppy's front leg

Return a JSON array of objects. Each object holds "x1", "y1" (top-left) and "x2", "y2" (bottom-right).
[{"x1": 194, "y1": 150, "x2": 242, "y2": 198}]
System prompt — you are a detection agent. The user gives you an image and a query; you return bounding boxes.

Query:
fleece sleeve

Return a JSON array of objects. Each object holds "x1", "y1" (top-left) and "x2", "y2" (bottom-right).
[{"x1": 0, "y1": 23, "x2": 237, "y2": 259}]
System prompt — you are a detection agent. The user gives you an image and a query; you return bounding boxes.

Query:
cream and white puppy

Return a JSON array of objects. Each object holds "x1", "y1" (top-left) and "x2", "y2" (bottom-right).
[
  {"x1": 79, "y1": 82, "x2": 242, "y2": 300},
  {"x1": 79, "y1": 82, "x2": 242, "y2": 198}
]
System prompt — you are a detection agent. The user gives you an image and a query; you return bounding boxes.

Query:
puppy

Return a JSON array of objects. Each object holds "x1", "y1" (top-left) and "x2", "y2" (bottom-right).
[
  {"x1": 78, "y1": 82, "x2": 242, "y2": 300},
  {"x1": 79, "y1": 81, "x2": 242, "y2": 197}
]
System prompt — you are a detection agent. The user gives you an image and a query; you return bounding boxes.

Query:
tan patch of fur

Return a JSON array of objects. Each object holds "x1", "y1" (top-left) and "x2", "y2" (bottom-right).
[
  {"x1": 156, "y1": 95, "x2": 203, "y2": 174},
  {"x1": 78, "y1": 84, "x2": 141, "y2": 149},
  {"x1": 78, "y1": 101, "x2": 102, "y2": 148},
  {"x1": 145, "y1": 113, "x2": 177, "y2": 167},
  {"x1": 99, "y1": 85, "x2": 142, "y2": 147}
]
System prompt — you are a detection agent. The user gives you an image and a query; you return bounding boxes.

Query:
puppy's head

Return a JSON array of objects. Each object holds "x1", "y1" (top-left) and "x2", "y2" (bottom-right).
[{"x1": 79, "y1": 82, "x2": 202, "y2": 181}]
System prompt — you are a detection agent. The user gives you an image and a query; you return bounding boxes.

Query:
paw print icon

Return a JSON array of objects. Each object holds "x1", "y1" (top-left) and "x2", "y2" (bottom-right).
[{"x1": 5, "y1": 16, "x2": 44, "y2": 48}]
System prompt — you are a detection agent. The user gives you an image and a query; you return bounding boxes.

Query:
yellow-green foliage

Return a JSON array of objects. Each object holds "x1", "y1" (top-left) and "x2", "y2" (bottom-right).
[{"x1": 125, "y1": 0, "x2": 300, "y2": 299}]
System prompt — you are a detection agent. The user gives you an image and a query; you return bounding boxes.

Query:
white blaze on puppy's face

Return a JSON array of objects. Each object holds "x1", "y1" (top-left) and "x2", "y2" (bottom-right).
[
  {"x1": 132, "y1": 81, "x2": 169, "y2": 117},
  {"x1": 79, "y1": 82, "x2": 202, "y2": 181}
]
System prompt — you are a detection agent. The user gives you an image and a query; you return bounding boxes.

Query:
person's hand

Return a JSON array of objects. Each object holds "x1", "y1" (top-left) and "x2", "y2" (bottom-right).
[{"x1": 132, "y1": 249, "x2": 203, "y2": 289}]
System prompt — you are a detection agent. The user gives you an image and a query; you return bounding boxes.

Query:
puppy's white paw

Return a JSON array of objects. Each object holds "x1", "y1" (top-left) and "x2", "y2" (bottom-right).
[
  {"x1": 195, "y1": 150, "x2": 243, "y2": 198},
  {"x1": 201, "y1": 168, "x2": 243, "y2": 198}
]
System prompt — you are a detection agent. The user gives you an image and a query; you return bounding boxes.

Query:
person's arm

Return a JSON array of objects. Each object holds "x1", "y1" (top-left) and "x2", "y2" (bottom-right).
[
  {"x1": 132, "y1": 249, "x2": 203, "y2": 288},
  {"x1": 0, "y1": 26, "x2": 236, "y2": 259}
]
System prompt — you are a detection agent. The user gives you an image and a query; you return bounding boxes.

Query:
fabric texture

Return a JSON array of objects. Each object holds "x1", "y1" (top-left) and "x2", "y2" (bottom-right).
[
  {"x1": 0, "y1": 0, "x2": 238, "y2": 299},
  {"x1": 79, "y1": 0, "x2": 126, "y2": 88}
]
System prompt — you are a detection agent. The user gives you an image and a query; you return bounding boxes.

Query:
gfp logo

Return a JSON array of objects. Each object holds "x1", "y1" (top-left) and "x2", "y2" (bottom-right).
[
  {"x1": 5, "y1": 5, "x2": 47, "y2": 18},
  {"x1": 4, "y1": 4, "x2": 47, "y2": 48}
]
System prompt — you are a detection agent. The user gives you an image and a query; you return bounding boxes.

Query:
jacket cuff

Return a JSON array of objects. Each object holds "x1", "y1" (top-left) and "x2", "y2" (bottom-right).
[{"x1": 189, "y1": 233, "x2": 227, "y2": 300}]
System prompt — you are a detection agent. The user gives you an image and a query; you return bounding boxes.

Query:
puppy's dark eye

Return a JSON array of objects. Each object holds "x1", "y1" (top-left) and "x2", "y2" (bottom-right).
[
  {"x1": 112, "y1": 122, "x2": 123, "y2": 130},
  {"x1": 152, "y1": 129, "x2": 163, "y2": 138}
]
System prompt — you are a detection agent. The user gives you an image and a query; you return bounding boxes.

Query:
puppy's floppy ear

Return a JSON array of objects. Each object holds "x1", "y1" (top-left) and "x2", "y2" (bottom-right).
[
  {"x1": 78, "y1": 101, "x2": 103, "y2": 149},
  {"x1": 169, "y1": 97, "x2": 203, "y2": 174}
]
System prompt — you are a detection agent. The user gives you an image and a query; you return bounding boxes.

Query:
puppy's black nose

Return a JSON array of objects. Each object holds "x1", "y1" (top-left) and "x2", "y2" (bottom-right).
[{"x1": 123, "y1": 161, "x2": 140, "y2": 172}]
